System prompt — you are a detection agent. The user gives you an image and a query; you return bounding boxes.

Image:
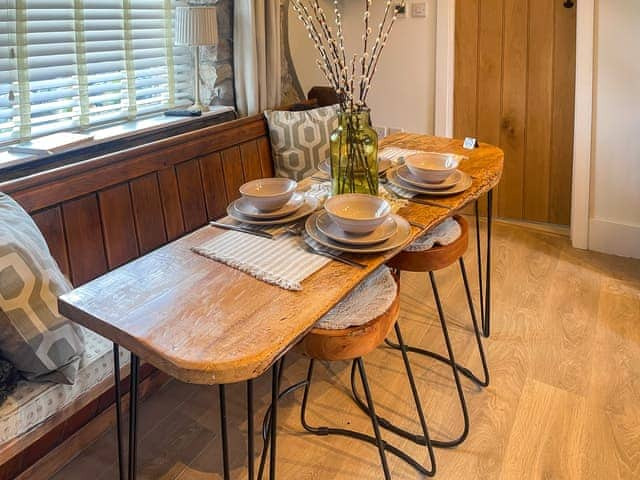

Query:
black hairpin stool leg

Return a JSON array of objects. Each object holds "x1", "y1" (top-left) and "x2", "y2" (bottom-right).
[
  {"x1": 459, "y1": 258, "x2": 490, "y2": 386},
  {"x1": 391, "y1": 323, "x2": 437, "y2": 475},
  {"x1": 128, "y1": 353, "x2": 140, "y2": 480},
  {"x1": 356, "y1": 358, "x2": 392, "y2": 479},
  {"x1": 113, "y1": 344, "x2": 125, "y2": 480},
  {"x1": 427, "y1": 271, "x2": 471, "y2": 446},
  {"x1": 370, "y1": 261, "x2": 489, "y2": 447},
  {"x1": 299, "y1": 358, "x2": 434, "y2": 477}
]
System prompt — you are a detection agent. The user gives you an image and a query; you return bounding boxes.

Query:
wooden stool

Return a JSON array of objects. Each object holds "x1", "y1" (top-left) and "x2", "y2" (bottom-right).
[
  {"x1": 260, "y1": 268, "x2": 436, "y2": 479},
  {"x1": 354, "y1": 216, "x2": 489, "y2": 449}
]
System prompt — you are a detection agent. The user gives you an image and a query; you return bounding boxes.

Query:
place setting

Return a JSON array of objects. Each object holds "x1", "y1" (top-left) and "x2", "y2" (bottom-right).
[
  {"x1": 221, "y1": 178, "x2": 320, "y2": 230},
  {"x1": 193, "y1": 173, "x2": 418, "y2": 290},
  {"x1": 383, "y1": 151, "x2": 473, "y2": 202},
  {"x1": 304, "y1": 193, "x2": 412, "y2": 254}
]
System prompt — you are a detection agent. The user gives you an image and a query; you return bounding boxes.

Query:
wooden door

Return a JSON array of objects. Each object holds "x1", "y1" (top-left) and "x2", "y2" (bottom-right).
[{"x1": 454, "y1": 0, "x2": 576, "y2": 225}]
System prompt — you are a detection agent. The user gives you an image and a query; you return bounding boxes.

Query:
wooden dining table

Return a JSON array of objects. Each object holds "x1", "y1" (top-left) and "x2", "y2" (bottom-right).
[{"x1": 58, "y1": 133, "x2": 503, "y2": 480}]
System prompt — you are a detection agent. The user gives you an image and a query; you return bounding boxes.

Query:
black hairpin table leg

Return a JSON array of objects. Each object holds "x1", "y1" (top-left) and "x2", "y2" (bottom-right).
[
  {"x1": 484, "y1": 189, "x2": 493, "y2": 337},
  {"x1": 113, "y1": 344, "x2": 125, "y2": 480},
  {"x1": 270, "y1": 360, "x2": 281, "y2": 480},
  {"x1": 247, "y1": 379, "x2": 255, "y2": 480},
  {"x1": 128, "y1": 353, "x2": 140, "y2": 480},
  {"x1": 475, "y1": 200, "x2": 485, "y2": 333},
  {"x1": 219, "y1": 385, "x2": 230, "y2": 480}
]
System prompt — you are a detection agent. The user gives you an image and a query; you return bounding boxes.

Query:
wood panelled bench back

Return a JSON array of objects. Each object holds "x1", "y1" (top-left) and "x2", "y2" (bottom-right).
[
  {"x1": 0, "y1": 114, "x2": 273, "y2": 479},
  {"x1": 0, "y1": 114, "x2": 273, "y2": 286}
]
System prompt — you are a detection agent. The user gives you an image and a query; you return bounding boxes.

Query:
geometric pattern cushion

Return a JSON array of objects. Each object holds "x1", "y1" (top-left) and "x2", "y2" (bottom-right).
[
  {"x1": 0, "y1": 327, "x2": 128, "y2": 445},
  {"x1": 264, "y1": 104, "x2": 339, "y2": 180},
  {"x1": 0, "y1": 193, "x2": 84, "y2": 384}
]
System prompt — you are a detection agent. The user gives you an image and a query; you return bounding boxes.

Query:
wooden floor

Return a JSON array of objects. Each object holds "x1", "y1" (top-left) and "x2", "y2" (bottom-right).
[{"x1": 53, "y1": 219, "x2": 640, "y2": 479}]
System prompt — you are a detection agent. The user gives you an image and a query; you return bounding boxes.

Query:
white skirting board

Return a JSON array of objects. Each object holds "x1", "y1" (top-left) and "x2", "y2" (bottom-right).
[{"x1": 589, "y1": 218, "x2": 640, "y2": 259}]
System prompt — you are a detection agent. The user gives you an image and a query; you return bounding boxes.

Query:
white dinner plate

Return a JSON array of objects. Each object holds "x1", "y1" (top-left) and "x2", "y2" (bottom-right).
[
  {"x1": 386, "y1": 167, "x2": 472, "y2": 196},
  {"x1": 305, "y1": 211, "x2": 411, "y2": 253},
  {"x1": 227, "y1": 196, "x2": 319, "y2": 225},
  {"x1": 232, "y1": 192, "x2": 305, "y2": 219},
  {"x1": 315, "y1": 211, "x2": 398, "y2": 246},
  {"x1": 396, "y1": 165, "x2": 462, "y2": 190}
]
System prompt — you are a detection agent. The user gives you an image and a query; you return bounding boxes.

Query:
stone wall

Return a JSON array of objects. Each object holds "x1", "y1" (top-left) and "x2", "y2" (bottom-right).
[
  {"x1": 188, "y1": 0, "x2": 235, "y2": 108},
  {"x1": 184, "y1": 0, "x2": 304, "y2": 110}
]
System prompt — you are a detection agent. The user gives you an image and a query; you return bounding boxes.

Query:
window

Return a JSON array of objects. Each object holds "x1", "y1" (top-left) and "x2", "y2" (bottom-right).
[{"x1": 0, "y1": 0, "x2": 192, "y2": 144}]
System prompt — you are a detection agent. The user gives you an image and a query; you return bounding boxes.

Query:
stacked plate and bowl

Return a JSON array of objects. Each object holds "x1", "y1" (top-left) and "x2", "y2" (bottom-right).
[
  {"x1": 227, "y1": 178, "x2": 319, "y2": 225},
  {"x1": 305, "y1": 194, "x2": 411, "y2": 254},
  {"x1": 386, "y1": 152, "x2": 472, "y2": 196}
]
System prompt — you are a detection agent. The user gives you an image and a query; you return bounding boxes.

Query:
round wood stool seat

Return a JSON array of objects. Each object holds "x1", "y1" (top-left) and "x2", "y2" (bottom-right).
[
  {"x1": 387, "y1": 215, "x2": 468, "y2": 272},
  {"x1": 297, "y1": 272, "x2": 400, "y2": 362}
]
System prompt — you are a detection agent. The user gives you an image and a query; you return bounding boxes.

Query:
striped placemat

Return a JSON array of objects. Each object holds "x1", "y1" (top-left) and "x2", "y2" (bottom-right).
[{"x1": 192, "y1": 230, "x2": 330, "y2": 291}]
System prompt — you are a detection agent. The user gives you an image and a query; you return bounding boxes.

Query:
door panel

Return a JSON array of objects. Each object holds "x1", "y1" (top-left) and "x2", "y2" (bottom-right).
[{"x1": 454, "y1": 0, "x2": 576, "y2": 225}]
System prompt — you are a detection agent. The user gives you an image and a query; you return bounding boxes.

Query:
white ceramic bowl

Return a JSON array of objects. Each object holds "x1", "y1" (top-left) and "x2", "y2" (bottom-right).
[
  {"x1": 324, "y1": 193, "x2": 391, "y2": 234},
  {"x1": 239, "y1": 178, "x2": 297, "y2": 212},
  {"x1": 405, "y1": 152, "x2": 463, "y2": 183}
]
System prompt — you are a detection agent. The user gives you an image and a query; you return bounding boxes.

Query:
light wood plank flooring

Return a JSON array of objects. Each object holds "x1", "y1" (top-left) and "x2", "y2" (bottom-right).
[{"x1": 53, "y1": 219, "x2": 640, "y2": 479}]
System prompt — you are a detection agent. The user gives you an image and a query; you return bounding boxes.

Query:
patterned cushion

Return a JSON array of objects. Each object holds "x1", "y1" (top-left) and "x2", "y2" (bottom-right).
[
  {"x1": 0, "y1": 193, "x2": 84, "y2": 384},
  {"x1": 315, "y1": 266, "x2": 397, "y2": 330},
  {"x1": 264, "y1": 105, "x2": 339, "y2": 180},
  {"x1": 0, "y1": 327, "x2": 128, "y2": 445},
  {"x1": 404, "y1": 217, "x2": 462, "y2": 252}
]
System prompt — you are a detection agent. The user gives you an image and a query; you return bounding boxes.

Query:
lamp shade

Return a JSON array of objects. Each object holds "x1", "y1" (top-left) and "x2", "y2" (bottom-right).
[{"x1": 175, "y1": 6, "x2": 218, "y2": 46}]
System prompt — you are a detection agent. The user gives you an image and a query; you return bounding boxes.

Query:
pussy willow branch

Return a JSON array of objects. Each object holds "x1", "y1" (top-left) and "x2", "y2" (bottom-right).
[
  {"x1": 292, "y1": 1, "x2": 341, "y2": 90},
  {"x1": 293, "y1": 0, "x2": 402, "y2": 110},
  {"x1": 334, "y1": 1, "x2": 347, "y2": 71},
  {"x1": 362, "y1": 2, "x2": 403, "y2": 102},
  {"x1": 311, "y1": 0, "x2": 346, "y2": 94},
  {"x1": 359, "y1": 0, "x2": 372, "y2": 104},
  {"x1": 364, "y1": 0, "x2": 393, "y2": 83}
]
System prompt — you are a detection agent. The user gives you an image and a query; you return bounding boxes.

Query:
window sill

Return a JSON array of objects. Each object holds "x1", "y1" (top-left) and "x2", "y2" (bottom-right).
[{"x1": 0, "y1": 106, "x2": 237, "y2": 182}]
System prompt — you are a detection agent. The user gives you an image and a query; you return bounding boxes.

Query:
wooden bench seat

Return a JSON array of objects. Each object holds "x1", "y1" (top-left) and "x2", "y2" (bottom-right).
[{"x1": 0, "y1": 113, "x2": 275, "y2": 479}]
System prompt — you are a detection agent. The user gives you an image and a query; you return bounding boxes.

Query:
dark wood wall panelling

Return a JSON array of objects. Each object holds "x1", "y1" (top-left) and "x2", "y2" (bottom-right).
[
  {"x1": 0, "y1": 115, "x2": 276, "y2": 480},
  {"x1": 3, "y1": 116, "x2": 275, "y2": 287}
]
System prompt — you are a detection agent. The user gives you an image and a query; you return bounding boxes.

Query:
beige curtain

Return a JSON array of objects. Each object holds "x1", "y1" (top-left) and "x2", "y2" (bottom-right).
[{"x1": 234, "y1": 0, "x2": 282, "y2": 116}]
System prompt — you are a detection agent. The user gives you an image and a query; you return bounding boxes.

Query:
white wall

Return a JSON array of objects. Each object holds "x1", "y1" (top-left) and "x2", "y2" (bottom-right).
[
  {"x1": 588, "y1": 0, "x2": 640, "y2": 258},
  {"x1": 288, "y1": 1, "x2": 437, "y2": 134}
]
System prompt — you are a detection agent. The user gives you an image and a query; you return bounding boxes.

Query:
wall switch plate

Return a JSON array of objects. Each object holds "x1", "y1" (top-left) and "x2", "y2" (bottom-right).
[{"x1": 411, "y1": 2, "x2": 426, "y2": 17}]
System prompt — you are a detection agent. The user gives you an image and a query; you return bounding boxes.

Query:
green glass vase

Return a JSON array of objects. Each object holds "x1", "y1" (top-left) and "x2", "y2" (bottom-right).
[{"x1": 330, "y1": 109, "x2": 379, "y2": 195}]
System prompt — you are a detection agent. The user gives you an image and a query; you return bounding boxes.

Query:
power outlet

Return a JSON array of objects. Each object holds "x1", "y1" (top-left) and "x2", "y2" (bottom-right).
[
  {"x1": 374, "y1": 126, "x2": 387, "y2": 138},
  {"x1": 374, "y1": 126, "x2": 404, "y2": 138},
  {"x1": 411, "y1": 2, "x2": 427, "y2": 17}
]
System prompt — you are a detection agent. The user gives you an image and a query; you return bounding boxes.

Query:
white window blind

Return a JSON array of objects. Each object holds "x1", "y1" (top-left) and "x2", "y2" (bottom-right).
[{"x1": 0, "y1": 0, "x2": 192, "y2": 143}]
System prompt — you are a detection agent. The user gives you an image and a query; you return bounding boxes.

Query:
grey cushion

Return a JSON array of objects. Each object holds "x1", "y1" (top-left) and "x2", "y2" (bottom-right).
[
  {"x1": 264, "y1": 105, "x2": 339, "y2": 180},
  {"x1": 0, "y1": 193, "x2": 84, "y2": 384}
]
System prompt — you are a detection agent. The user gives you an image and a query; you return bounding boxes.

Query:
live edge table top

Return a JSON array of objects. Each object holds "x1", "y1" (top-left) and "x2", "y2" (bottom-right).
[{"x1": 58, "y1": 134, "x2": 503, "y2": 385}]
